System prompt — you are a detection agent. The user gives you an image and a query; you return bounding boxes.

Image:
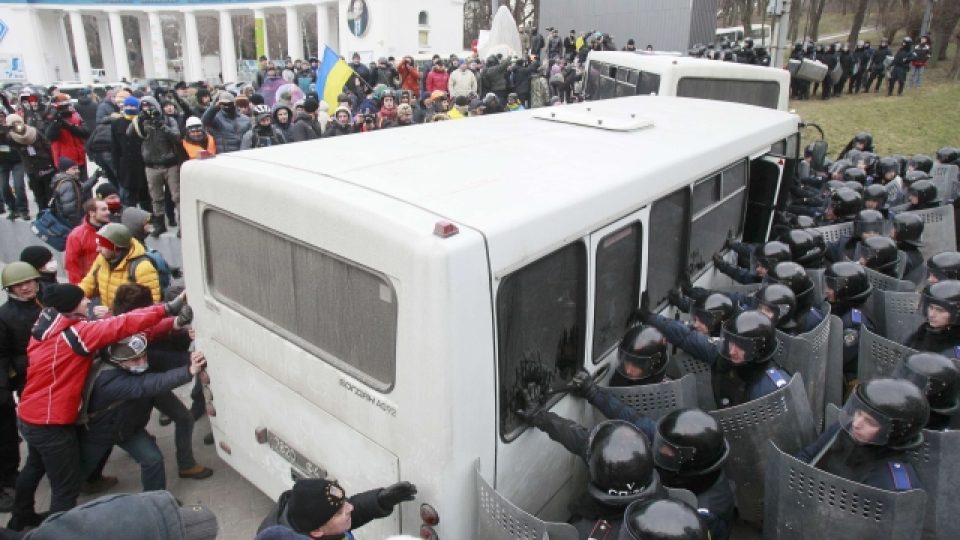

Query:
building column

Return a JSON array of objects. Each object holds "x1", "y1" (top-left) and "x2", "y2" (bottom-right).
[
  {"x1": 137, "y1": 14, "x2": 154, "y2": 77},
  {"x1": 285, "y1": 6, "x2": 303, "y2": 60},
  {"x1": 253, "y1": 8, "x2": 268, "y2": 59},
  {"x1": 96, "y1": 15, "x2": 118, "y2": 81},
  {"x1": 316, "y1": 4, "x2": 329, "y2": 55},
  {"x1": 146, "y1": 11, "x2": 169, "y2": 78},
  {"x1": 68, "y1": 11, "x2": 93, "y2": 84},
  {"x1": 219, "y1": 10, "x2": 238, "y2": 82},
  {"x1": 182, "y1": 11, "x2": 203, "y2": 81},
  {"x1": 107, "y1": 11, "x2": 131, "y2": 81}
]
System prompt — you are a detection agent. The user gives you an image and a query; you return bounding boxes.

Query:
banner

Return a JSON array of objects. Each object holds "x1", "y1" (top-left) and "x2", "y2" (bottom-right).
[
  {"x1": 254, "y1": 16, "x2": 266, "y2": 59},
  {"x1": 0, "y1": 54, "x2": 25, "y2": 81}
]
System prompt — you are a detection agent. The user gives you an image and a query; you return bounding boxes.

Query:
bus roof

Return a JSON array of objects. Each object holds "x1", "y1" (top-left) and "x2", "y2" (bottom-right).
[{"x1": 209, "y1": 96, "x2": 797, "y2": 273}]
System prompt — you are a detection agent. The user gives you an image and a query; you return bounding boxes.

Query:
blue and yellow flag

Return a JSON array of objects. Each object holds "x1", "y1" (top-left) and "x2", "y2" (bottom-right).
[{"x1": 317, "y1": 46, "x2": 354, "y2": 109}]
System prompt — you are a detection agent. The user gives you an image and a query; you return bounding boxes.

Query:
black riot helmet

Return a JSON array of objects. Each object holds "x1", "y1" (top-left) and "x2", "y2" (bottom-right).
[
  {"x1": 829, "y1": 158, "x2": 853, "y2": 179},
  {"x1": 853, "y1": 209, "x2": 887, "y2": 239},
  {"x1": 858, "y1": 152, "x2": 879, "y2": 176},
  {"x1": 768, "y1": 261, "x2": 816, "y2": 311},
  {"x1": 839, "y1": 378, "x2": 929, "y2": 449},
  {"x1": 891, "y1": 213, "x2": 924, "y2": 247},
  {"x1": 718, "y1": 310, "x2": 777, "y2": 366},
  {"x1": 863, "y1": 184, "x2": 889, "y2": 209},
  {"x1": 854, "y1": 132, "x2": 874, "y2": 152},
  {"x1": 783, "y1": 229, "x2": 824, "y2": 267},
  {"x1": 893, "y1": 353, "x2": 960, "y2": 416},
  {"x1": 586, "y1": 421, "x2": 660, "y2": 505},
  {"x1": 828, "y1": 188, "x2": 863, "y2": 221},
  {"x1": 919, "y1": 280, "x2": 960, "y2": 328},
  {"x1": 927, "y1": 251, "x2": 960, "y2": 283},
  {"x1": 842, "y1": 181, "x2": 864, "y2": 195},
  {"x1": 653, "y1": 409, "x2": 729, "y2": 477},
  {"x1": 877, "y1": 157, "x2": 900, "y2": 180},
  {"x1": 908, "y1": 154, "x2": 934, "y2": 174},
  {"x1": 936, "y1": 147, "x2": 960, "y2": 165},
  {"x1": 843, "y1": 167, "x2": 867, "y2": 185},
  {"x1": 753, "y1": 241, "x2": 792, "y2": 274},
  {"x1": 908, "y1": 179, "x2": 938, "y2": 207},
  {"x1": 795, "y1": 215, "x2": 817, "y2": 229},
  {"x1": 824, "y1": 261, "x2": 872, "y2": 306},
  {"x1": 903, "y1": 170, "x2": 930, "y2": 189},
  {"x1": 691, "y1": 293, "x2": 736, "y2": 337},
  {"x1": 825, "y1": 179, "x2": 846, "y2": 192},
  {"x1": 754, "y1": 283, "x2": 797, "y2": 328},
  {"x1": 854, "y1": 235, "x2": 899, "y2": 276},
  {"x1": 619, "y1": 499, "x2": 709, "y2": 540},
  {"x1": 616, "y1": 326, "x2": 668, "y2": 385}
]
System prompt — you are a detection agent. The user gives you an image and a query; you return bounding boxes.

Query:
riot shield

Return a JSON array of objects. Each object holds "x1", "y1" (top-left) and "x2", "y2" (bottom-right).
[
  {"x1": 930, "y1": 164, "x2": 960, "y2": 204},
  {"x1": 707, "y1": 374, "x2": 817, "y2": 523},
  {"x1": 902, "y1": 205, "x2": 957, "y2": 262},
  {"x1": 823, "y1": 402, "x2": 840, "y2": 426},
  {"x1": 773, "y1": 307, "x2": 832, "y2": 429},
  {"x1": 811, "y1": 222, "x2": 854, "y2": 244},
  {"x1": 665, "y1": 352, "x2": 716, "y2": 410},
  {"x1": 475, "y1": 460, "x2": 579, "y2": 540},
  {"x1": 825, "y1": 315, "x2": 844, "y2": 409},
  {"x1": 895, "y1": 250, "x2": 907, "y2": 279},
  {"x1": 863, "y1": 266, "x2": 916, "y2": 293},
  {"x1": 905, "y1": 429, "x2": 960, "y2": 540},
  {"x1": 601, "y1": 374, "x2": 698, "y2": 420},
  {"x1": 763, "y1": 442, "x2": 926, "y2": 540},
  {"x1": 805, "y1": 268, "x2": 826, "y2": 307},
  {"x1": 874, "y1": 290, "x2": 922, "y2": 344},
  {"x1": 857, "y1": 327, "x2": 918, "y2": 383}
]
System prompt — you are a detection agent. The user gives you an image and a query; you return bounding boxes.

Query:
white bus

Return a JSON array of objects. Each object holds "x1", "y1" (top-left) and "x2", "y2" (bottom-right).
[
  {"x1": 715, "y1": 24, "x2": 773, "y2": 46},
  {"x1": 584, "y1": 51, "x2": 791, "y2": 111},
  {"x1": 179, "y1": 96, "x2": 799, "y2": 538}
]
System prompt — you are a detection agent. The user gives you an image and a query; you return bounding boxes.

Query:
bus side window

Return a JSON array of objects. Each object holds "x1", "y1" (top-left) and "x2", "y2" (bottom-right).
[
  {"x1": 497, "y1": 242, "x2": 587, "y2": 441},
  {"x1": 593, "y1": 223, "x2": 643, "y2": 362},
  {"x1": 637, "y1": 72, "x2": 660, "y2": 96},
  {"x1": 687, "y1": 161, "x2": 749, "y2": 275},
  {"x1": 646, "y1": 188, "x2": 689, "y2": 307}
]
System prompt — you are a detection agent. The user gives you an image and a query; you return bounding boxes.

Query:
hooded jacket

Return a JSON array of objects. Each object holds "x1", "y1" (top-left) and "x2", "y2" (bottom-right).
[
  {"x1": 201, "y1": 102, "x2": 251, "y2": 154},
  {"x1": 18, "y1": 303, "x2": 167, "y2": 425},
  {"x1": 272, "y1": 104, "x2": 295, "y2": 141},
  {"x1": 45, "y1": 110, "x2": 89, "y2": 167},
  {"x1": 127, "y1": 97, "x2": 182, "y2": 168},
  {"x1": 290, "y1": 112, "x2": 323, "y2": 142},
  {"x1": 425, "y1": 66, "x2": 450, "y2": 95},
  {"x1": 78, "y1": 237, "x2": 161, "y2": 309},
  {"x1": 50, "y1": 171, "x2": 97, "y2": 228}
]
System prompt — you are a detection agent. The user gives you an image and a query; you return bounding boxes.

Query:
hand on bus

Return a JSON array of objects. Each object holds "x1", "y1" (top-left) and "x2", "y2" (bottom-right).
[
  {"x1": 667, "y1": 288, "x2": 685, "y2": 309},
  {"x1": 189, "y1": 351, "x2": 207, "y2": 375},
  {"x1": 514, "y1": 385, "x2": 544, "y2": 422},
  {"x1": 165, "y1": 291, "x2": 188, "y2": 317},
  {"x1": 630, "y1": 292, "x2": 653, "y2": 326},
  {"x1": 569, "y1": 370, "x2": 598, "y2": 399},
  {"x1": 377, "y1": 481, "x2": 417, "y2": 509},
  {"x1": 174, "y1": 305, "x2": 194, "y2": 329}
]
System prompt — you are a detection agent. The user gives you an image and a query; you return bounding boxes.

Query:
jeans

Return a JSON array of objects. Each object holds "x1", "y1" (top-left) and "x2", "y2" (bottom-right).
[
  {"x1": 119, "y1": 431, "x2": 166, "y2": 491},
  {"x1": 152, "y1": 391, "x2": 196, "y2": 470},
  {"x1": 0, "y1": 402, "x2": 19, "y2": 487},
  {"x1": 0, "y1": 162, "x2": 28, "y2": 214},
  {"x1": 16, "y1": 421, "x2": 81, "y2": 514},
  {"x1": 909, "y1": 66, "x2": 924, "y2": 88}
]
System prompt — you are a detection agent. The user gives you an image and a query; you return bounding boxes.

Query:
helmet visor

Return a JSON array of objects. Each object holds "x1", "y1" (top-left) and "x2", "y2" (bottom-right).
[
  {"x1": 652, "y1": 431, "x2": 697, "y2": 472},
  {"x1": 748, "y1": 296, "x2": 791, "y2": 326},
  {"x1": 719, "y1": 327, "x2": 764, "y2": 364},
  {"x1": 691, "y1": 306, "x2": 721, "y2": 334},
  {"x1": 838, "y1": 391, "x2": 892, "y2": 446},
  {"x1": 617, "y1": 349, "x2": 666, "y2": 382},
  {"x1": 853, "y1": 242, "x2": 898, "y2": 272},
  {"x1": 920, "y1": 291, "x2": 959, "y2": 326},
  {"x1": 853, "y1": 218, "x2": 889, "y2": 239}
]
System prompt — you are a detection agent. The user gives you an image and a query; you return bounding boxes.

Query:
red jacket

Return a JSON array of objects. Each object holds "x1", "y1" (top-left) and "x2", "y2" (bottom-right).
[
  {"x1": 50, "y1": 112, "x2": 87, "y2": 166},
  {"x1": 426, "y1": 69, "x2": 450, "y2": 95},
  {"x1": 398, "y1": 61, "x2": 421, "y2": 97},
  {"x1": 19, "y1": 304, "x2": 168, "y2": 425},
  {"x1": 65, "y1": 219, "x2": 101, "y2": 283}
]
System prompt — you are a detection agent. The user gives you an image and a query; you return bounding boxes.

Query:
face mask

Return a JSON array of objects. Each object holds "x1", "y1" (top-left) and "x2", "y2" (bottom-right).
[
  {"x1": 42, "y1": 259, "x2": 58, "y2": 273},
  {"x1": 222, "y1": 105, "x2": 236, "y2": 114},
  {"x1": 127, "y1": 365, "x2": 148, "y2": 374},
  {"x1": 107, "y1": 200, "x2": 122, "y2": 212}
]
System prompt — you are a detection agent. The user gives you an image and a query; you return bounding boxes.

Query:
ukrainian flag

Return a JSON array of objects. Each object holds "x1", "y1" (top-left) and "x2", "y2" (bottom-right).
[{"x1": 317, "y1": 46, "x2": 354, "y2": 109}]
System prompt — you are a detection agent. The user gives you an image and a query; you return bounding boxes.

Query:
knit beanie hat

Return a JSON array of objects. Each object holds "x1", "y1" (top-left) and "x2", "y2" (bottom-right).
[
  {"x1": 303, "y1": 99, "x2": 319, "y2": 113},
  {"x1": 254, "y1": 526, "x2": 302, "y2": 540},
  {"x1": 286, "y1": 479, "x2": 347, "y2": 533},
  {"x1": 123, "y1": 96, "x2": 141, "y2": 115},
  {"x1": 20, "y1": 245, "x2": 53, "y2": 270},
  {"x1": 41, "y1": 283, "x2": 84, "y2": 312},
  {"x1": 96, "y1": 183, "x2": 119, "y2": 200},
  {"x1": 250, "y1": 94, "x2": 265, "y2": 106},
  {"x1": 58, "y1": 156, "x2": 77, "y2": 173}
]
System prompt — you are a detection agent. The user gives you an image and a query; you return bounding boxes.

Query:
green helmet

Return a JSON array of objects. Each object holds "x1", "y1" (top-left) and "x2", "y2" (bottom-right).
[
  {"x1": 1, "y1": 261, "x2": 41, "y2": 289},
  {"x1": 96, "y1": 223, "x2": 132, "y2": 249}
]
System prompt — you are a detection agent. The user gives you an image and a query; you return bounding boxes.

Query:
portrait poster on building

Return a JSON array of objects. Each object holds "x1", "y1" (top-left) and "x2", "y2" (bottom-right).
[
  {"x1": 347, "y1": 0, "x2": 369, "y2": 37},
  {"x1": 0, "y1": 55, "x2": 25, "y2": 80}
]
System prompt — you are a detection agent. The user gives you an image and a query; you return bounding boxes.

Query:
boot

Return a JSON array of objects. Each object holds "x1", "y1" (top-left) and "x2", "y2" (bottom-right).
[
  {"x1": 178, "y1": 465, "x2": 214, "y2": 480},
  {"x1": 150, "y1": 215, "x2": 167, "y2": 238}
]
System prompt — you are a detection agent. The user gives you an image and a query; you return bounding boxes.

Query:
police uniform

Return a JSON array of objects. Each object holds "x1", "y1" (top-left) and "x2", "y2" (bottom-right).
[
  {"x1": 834, "y1": 304, "x2": 875, "y2": 379},
  {"x1": 825, "y1": 235, "x2": 858, "y2": 264},
  {"x1": 903, "y1": 324, "x2": 960, "y2": 360}
]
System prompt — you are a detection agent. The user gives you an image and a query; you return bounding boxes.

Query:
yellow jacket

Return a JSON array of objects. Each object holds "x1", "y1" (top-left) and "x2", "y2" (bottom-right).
[{"x1": 79, "y1": 238, "x2": 161, "y2": 309}]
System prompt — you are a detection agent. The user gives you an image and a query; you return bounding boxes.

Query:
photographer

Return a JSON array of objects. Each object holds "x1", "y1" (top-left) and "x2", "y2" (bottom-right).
[
  {"x1": 397, "y1": 56, "x2": 422, "y2": 98},
  {"x1": 127, "y1": 97, "x2": 182, "y2": 238},
  {"x1": 44, "y1": 94, "x2": 90, "y2": 181}
]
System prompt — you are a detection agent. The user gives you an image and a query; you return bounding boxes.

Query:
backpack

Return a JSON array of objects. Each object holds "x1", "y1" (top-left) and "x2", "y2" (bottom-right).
[
  {"x1": 127, "y1": 250, "x2": 176, "y2": 296},
  {"x1": 30, "y1": 208, "x2": 72, "y2": 251}
]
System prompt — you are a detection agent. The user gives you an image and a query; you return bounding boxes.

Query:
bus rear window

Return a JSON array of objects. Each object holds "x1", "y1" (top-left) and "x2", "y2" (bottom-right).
[
  {"x1": 593, "y1": 223, "x2": 642, "y2": 362},
  {"x1": 687, "y1": 161, "x2": 749, "y2": 275},
  {"x1": 647, "y1": 188, "x2": 689, "y2": 307},
  {"x1": 202, "y1": 209, "x2": 398, "y2": 391},
  {"x1": 676, "y1": 77, "x2": 781, "y2": 109},
  {"x1": 497, "y1": 242, "x2": 586, "y2": 440}
]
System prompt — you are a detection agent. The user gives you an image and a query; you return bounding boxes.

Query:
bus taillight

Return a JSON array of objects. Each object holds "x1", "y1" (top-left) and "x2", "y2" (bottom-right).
[
  {"x1": 418, "y1": 524, "x2": 438, "y2": 539},
  {"x1": 419, "y1": 503, "x2": 439, "y2": 526}
]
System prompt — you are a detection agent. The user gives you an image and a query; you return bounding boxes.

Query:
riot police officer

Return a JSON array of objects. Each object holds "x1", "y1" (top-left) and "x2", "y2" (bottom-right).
[
  {"x1": 619, "y1": 498, "x2": 710, "y2": 540},
  {"x1": 893, "y1": 352, "x2": 960, "y2": 430},
  {"x1": 890, "y1": 213, "x2": 925, "y2": 283},
  {"x1": 611, "y1": 326, "x2": 669, "y2": 387},
  {"x1": 824, "y1": 262, "x2": 875, "y2": 384},
  {"x1": 926, "y1": 251, "x2": 960, "y2": 284},
  {"x1": 863, "y1": 184, "x2": 890, "y2": 214},
  {"x1": 821, "y1": 188, "x2": 862, "y2": 225},
  {"x1": 896, "y1": 179, "x2": 939, "y2": 212},
  {"x1": 875, "y1": 157, "x2": 903, "y2": 206},
  {"x1": 667, "y1": 291, "x2": 736, "y2": 339},
  {"x1": 712, "y1": 240, "x2": 790, "y2": 284},
  {"x1": 854, "y1": 235, "x2": 900, "y2": 277},
  {"x1": 904, "y1": 280, "x2": 960, "y2": 359},
  {"x1": 843, "y1": 167, "x2": 867, "y2": 185},
  {"x1": 797, "y1": 378, "x2": 927, "y2": 491},
  {"x1": 754, "y1": 283, "x2": 803, "y2": 334},
  {"x1": 782, "y1": 229, "x2": 826, "y2": 269},
  {"x1": 907, "y1": 154, "x2": 934, "y2": 175},
  {"x1": 766, "y1": 261, "x2": 825, "y2": 332},
  {"x1": 825, "y1": 208, "x2": 886, "y2": 263}
]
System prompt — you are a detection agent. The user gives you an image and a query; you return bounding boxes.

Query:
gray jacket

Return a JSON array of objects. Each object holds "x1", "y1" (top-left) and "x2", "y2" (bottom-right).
[
  {"x1": 201, "y1": 104, "x2": 251, "y2": 154},
  {"x1": 127, "y1": 97, "x2": 181, "y2": 168},
  {"x1": 23, "y1": 491, "x2": 194, "y2": 540}
]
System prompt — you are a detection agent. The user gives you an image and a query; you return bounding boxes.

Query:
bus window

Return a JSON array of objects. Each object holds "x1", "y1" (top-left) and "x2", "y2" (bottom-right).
[
  {"x1": 598, "y1": 73, "x2": 617, "y2": 99},
  {"x1": 202, "y1": 209, "x2": 398, "y2": 390},
  {"x1": 497, "y1": 242, "x2": 586, "y2": 440},
  {"x1": 647, "y1": 188, "x2": 689, "y2": 307},
  {"x1": 637, "y1": 72, "x2": 660, "y2": 95},
  {"x1": 593, "y1": 223, "x2": 643, "y2": 362},
  {"x1": 585, "y1": 63, "x2": 602, "y2": 99},
  {"x1": 687, "y1": 161, "x2": 749, "y2": 275},
  {"x1": 615, "y1": 68, "x2": 638, "y2": 97},
  {"x1": 676, "y1": 77, "x2": 781, "y2": 110}
]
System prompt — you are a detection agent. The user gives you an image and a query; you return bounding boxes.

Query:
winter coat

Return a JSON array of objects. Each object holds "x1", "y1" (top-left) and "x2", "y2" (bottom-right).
[
  {"x1": 128, "y1": 98, "x2": 181, "y2": 168},
  {"x1": 398, "y1": 61, "x2": 421, "y2": 97},
  {"x1": 50, "y1": 172, "x2": 97, "y2": 228},
  {"x1": 0, "y1": 296, "x2": 42, "y2": 397},
  {"x1": 512, "y1": 61, "x2": 539, "y2": 94},
  {"x1": 45, "y1": 111, "x2": 88, "y2": 167},
  {"x1": 75, "y1": 96, "x2": 99, "y2": 131},
  {"x1": 547, "y1": 35, "x2": 563, "y2": 58},
  {"x1": 373, "y1": 65, "x2": 399, "y2": 87},
  {"x1": 110, "y1": 116, "x2": 147, "y2": 192},
  {"x1": 7, "y1": 125, "x2": 56, "y2": 176},
  {"x1": 85, "y1": 116, "x2": 114, "y2": 155},
  {"x1": 258, "y1": 487, "x2": 392, "y2": 537},
  {"x1": 890, "y1": 46, "x2": 914, "y2": 80},
  {"x1": 65, "y1": 219, "x2": 102, "y2": 283},
  {"x1": 530, "y1": 33, "x2": 545, "y2": 55},
  {"x1": 272, "y1": 105, "x2": 295, "y2": 142},
  {"x1": 290, "y1": 112, "x2": 323, "y2": 142},
  {"x1": 95, "y1": 100, "x2": 119, "y2": 124},
  {"x1": 200, "y1": 104, "x2": 251, "y2": 154},
  {"x1": 448, "y1": 68, "x2": 477, "y2": 98},
  {"x1": 18, "y1": 303, "x2": 167, "y2": 425},
  {"x1": 241, "y1": 126, "x2": 288, "y2": 150},
  {"x1": 482, "y1": 62, "x2": 509, "y2": 93},
  {"x1": 869, "y1": 46, "x2": 890, "y2": 73},
  {"x1": 323, "y1": 121, "x2": 354, "y2": 138},
  {"x1": 425, "y1": 68, "x2": 450, "y2": 95},
  {"x1": 911, "y1": 43, "x2": 930, "y2": 67},
  {"x1": 531, "y1": 75, "x2": 550, "y2": 108},
  {"x1": 78, "y1": 238, "x2": 162, "y2": 309}
]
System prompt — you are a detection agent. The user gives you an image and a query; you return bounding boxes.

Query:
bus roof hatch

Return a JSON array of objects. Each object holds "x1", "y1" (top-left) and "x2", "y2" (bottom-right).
[{"x1": 532, "y1": 107, "x2": 654, "y2": 132}]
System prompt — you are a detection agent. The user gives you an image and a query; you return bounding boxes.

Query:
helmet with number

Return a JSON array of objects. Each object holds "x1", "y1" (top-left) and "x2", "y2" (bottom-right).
[
  {"x1": 824, "y1": 261, "x2": 872, "y2": 306},
  {"x1": 753, "y1": 241, "x2": 792, "y2": 273},
  {"x1": 840, "y1": 378, "x2": 928, "y2": 449},
  {"x1": 854, "y1": 132, "x2": 874, "y2": 151},
  {"x1": 95, "y1": 223, "x2": 132, "y2": 250},
  {"x1": 893, "y1": 353, "x2": 960, "y2": 415},
  {"x1": 754, "y1": 283, "x2": 797, "y2": 328},
  {"x1": 908, "y1": 179, "x2": 938, "y2": 206},
  {"x1": 891, "y1": 213, "x2": 924, "y2": 247},
  {"x1": 719, "y1": 310, "x2": 776, "y2": 365},
  {"x1": 586, "y1": 421, "x2": 660, "y2": 505},
  {"x1": 768, "y1": 261, "x2": 816, "y2": 311},
  {"x1": 920, "y1": 280, "x2": 960, "y2": 328},
  {"x1": 691, "y1": 293, "x2": 735, "y2": 337},
  {"x1": 855, "y1": 235, "x2": 899, "y2": 275},
  {"x1": 908, "y1": 154, "x2": 934, "y2": 174},
  {"x1": 877, "y1": 157, "x2": 900, "y2": 179},
  {"x1": 620, "y1": 499, "x2": 709, "y2": 540},
  {"x1": 1, "y1": 261, "x2": 41, "y2": 289},
  {"x1": 853, "y1": 209, "x2": 887, "y2": 239},
  {"x1": 783, "y1": 229, "x2": 824, "y2": 267},
  {"x1": 936, "y1": 147, "x2": 960, "y2": 165},
  {"x1": 927, "y1": 251, "x2": 960, "y2": 283},
  {"x1": 863, "y1": 184, "x2": 889, "y2": 209},
  {"x1": 653, "y1": 409, "x2": 729, "y2": 478},
  {"x1": 616, "y1": 326, "x2": 668, "y2": 385},
  {"x1": 829, "y1": 188, "x2": 863, "y2": 221}
]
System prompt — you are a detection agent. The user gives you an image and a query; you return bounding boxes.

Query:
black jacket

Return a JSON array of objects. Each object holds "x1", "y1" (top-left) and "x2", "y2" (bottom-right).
[
  {"x1": 75, "y1": 96, "x2": 99, "y2": 131},
  {"x1": 904, "y1": 324, "x2": 960, "y2": 359},
  {"x1": 257, "y1": 487, "x2": 392, "y2": 538},
  {"x1": 110, "y1": 116, "x2": 147, "y2": 191},
  {"x1": 0, "y1": 296, "x2": 41, "y2": 397},
  {"x1": 290, "y1": 112, "x2": 323, "y2": 142}
]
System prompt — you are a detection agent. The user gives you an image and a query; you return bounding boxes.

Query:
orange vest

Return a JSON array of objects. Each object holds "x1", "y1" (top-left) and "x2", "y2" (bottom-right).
[{"x1": 182, "y1": 137, "x2": 217, "y2": 160}]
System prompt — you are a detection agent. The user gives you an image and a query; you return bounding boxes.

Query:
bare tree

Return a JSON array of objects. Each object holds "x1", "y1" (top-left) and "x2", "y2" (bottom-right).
[
  {"x1": 931, "y1": 0, "x2": 960, "y2": 61},
  {"x1": 789, "y1": 0, "x2": 806, "y2": 41},
  {"x1": 847, "y1": 0, "x2": 871, "y2": 47},
  {"x1": 807, "y1": 0, "x2": 828, "y2": 41},
  {"x1": 949, "y1": 30, "x2": 960, "y2": 79}
]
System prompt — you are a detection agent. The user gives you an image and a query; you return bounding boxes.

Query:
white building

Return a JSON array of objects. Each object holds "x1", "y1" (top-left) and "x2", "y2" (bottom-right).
[{"x1": 0, "y1": 0, "x2": 465, "y2": 85}]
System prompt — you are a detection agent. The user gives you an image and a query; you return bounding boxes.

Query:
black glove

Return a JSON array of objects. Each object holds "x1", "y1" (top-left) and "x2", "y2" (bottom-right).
[
  {"x1": 679, "y1": 272, "x2": 693, "y2": 295},
  {"x1": 667, "y1": 288, "x2": 685, "y2": 308},
  {"x1": 569, "y1": 370, "x2": 598, "y2": 399},
  {"x1": 378, "y1": 481, "x2": 417, "y2": 508},
  {"x1": 164, "y1": 291, "x2": 187, "y2": 316},
  {"x1": 712, "y1": 253, "x2": 728, "y2": 269},
  {"x1": 634, "y1": 291, "x2": 654, "y2": 325},
  {"x1": 175, "y1": 305, "x2": 193, "y2": 328},
  {"x1": 515, "y1": 385, "x2": 544, "y2": 423}
]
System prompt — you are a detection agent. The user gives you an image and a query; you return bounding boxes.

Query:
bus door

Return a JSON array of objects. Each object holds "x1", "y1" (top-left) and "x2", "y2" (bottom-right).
[{"x1": 744, "y1": 134, "x2": 800, "y2": 242}]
